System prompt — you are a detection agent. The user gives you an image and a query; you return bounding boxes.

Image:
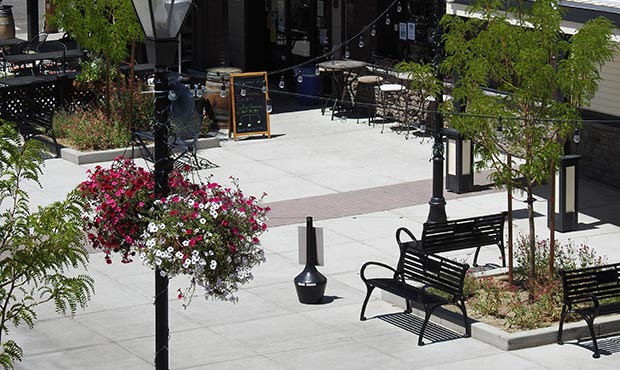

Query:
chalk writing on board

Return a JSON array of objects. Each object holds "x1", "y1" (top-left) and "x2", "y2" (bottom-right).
[{"x1": 230, "y1": 72, "x2": 271, "y2": 140}]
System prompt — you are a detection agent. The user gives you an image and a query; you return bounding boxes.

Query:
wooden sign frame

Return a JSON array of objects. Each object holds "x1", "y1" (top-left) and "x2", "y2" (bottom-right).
[{"x1": 229, "y1": 71, "x2": 271, "y2": 141}]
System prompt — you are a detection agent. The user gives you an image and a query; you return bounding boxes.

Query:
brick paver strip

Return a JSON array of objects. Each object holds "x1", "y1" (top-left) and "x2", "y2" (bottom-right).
[{"x1": 266, "y1": 173, "x2": 502, "y2": 227}]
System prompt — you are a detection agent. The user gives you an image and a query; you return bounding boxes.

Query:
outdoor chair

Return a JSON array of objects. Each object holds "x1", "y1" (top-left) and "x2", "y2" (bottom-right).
[
  {"x1": 36, "y1": 41, "x2": 68, "y2": 75},
  {"x1": 375, "y1": 58, "x2": 409, "y2": 134}
]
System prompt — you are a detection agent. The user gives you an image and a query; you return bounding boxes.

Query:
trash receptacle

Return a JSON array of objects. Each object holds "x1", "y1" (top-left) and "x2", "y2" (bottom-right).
[{"x1": 296, "y1": 65, "x2": 320, "y2": 106}]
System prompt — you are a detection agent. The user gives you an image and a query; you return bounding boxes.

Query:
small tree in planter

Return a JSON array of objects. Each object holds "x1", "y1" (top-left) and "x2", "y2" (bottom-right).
[
  {"x1": 440, "y1": 0, "x2": 616, "y2": 290},
  {"x1": 0, "y1": 124, "x2": 94, "y2": 370},
  {"x1": 50, "y1": 0, "x2": 143, "y2": 116}
]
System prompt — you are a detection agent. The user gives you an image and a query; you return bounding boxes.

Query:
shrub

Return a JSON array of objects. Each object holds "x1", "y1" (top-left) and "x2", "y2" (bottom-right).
[
  {"x1": 55, "y1": 80, "x2": 155, "y2": 151},
  {"x1": 55, "y1": 108, "x2": 131, "y2": 151},
  {"x1": 468, "y1": 235, "x2": 607, "y2": 330},
  {"x1": 0, "y1": 125, "x2": 94, "y2": 369}
]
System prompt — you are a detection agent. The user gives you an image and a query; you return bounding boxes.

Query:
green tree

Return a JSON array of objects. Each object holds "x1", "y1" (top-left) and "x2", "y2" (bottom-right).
[
  {"x1": 395, "y1": 61, "x2": 442, "y2": 127},
  {"x1": 50, "y1": 0, "x2": 144, "y2": 115},
  {"x1": 0, "y1": 124, "x2": 94, "y2": 370},
  {"x1": 440, "y1": 0, "x2": 616, "y2": 288}
]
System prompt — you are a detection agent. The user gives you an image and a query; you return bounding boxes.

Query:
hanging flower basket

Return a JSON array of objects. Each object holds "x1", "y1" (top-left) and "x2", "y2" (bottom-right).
[{"x1": 77, "y1": 157, "x2": 269, "y2": 303}]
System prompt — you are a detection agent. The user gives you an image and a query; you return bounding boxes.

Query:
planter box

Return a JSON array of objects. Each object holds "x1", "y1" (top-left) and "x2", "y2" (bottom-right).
[
  {"x1": 381, "y1": 290, "x2": 620, "y2": 351},
  {"x1": 54, "y1": 137, "x2": 220, "y2": 165}
]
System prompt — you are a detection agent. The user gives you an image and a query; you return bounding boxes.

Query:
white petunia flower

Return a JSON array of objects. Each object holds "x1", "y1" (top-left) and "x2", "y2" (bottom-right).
[
  {"x1": 199, "y1": 218, "x2": 207, "y2": 225},
  {"x1": 182, "y1": 240, "x2": 190, "y2": 247},
  {"x1": 167, "y1": 246, "x2": 174, "y2": 253},
  {"x1": 159, "y1": 223, "x2": 166, "y2": 230},
  {"x1": 175, "y1": 251, "x2": 184, "y2": 259},
  {"x1": 210, "y1": 260, "x2": 217, "y2": 270},
  {"x1": 148, "y1": 223, "x2": 158, "y2": 233}
]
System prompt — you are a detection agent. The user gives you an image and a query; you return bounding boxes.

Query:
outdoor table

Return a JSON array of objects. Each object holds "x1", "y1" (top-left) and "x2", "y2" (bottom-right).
[
  {"x1": 0, "y1": 38, "x2": 26, "y2": 52},
  {"x1": 318, "y1": 59, "x2": 367, "y2": 120},
  {"x1": 0, "y1": 74, "x2": 59, "y2": 87},
  {"x1": 5, "y1": 49, "x2": 83, "y2": 75}
]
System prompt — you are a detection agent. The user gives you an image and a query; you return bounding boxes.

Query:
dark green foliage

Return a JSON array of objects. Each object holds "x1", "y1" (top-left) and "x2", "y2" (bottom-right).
[
  {"x1": 0, "y1": 124, "x2": 94, "y2": 369},
  {"x1": 440, "y1": 0, "x2": 616, "y2": 284}
]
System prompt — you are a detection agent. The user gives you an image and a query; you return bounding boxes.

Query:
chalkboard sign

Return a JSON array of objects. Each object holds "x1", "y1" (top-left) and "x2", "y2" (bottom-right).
[{"x1": 230, "y1": 72, "x2": 271, "y2": 140}]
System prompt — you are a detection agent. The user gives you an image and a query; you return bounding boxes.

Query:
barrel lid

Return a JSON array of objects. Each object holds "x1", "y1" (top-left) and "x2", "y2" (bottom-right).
[{"x1": 207, "y1": 67, "x2": 243, "y2": 77}]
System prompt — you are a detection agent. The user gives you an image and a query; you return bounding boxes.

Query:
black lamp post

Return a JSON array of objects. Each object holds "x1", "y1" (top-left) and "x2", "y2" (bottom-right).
[
  {"x1": 427, "y1": 0, "x2": 447, "y2": 224},
  {"x1": 129, "y1": 1, "x2": 193, "y2": 370}
]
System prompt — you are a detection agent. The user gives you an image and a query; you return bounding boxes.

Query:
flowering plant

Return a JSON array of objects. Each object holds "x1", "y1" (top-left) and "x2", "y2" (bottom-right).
[{"x1": 77, "y1": 157, "x2": 269, "y2": 303}]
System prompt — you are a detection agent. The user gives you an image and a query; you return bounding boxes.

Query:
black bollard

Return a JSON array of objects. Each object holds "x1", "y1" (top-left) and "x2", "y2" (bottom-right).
[{"x1": 294, "y1": 216, "x2": 327, "y2": 304}]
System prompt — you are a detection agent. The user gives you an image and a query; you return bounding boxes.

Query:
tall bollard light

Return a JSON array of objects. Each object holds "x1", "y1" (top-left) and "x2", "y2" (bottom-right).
[{"x1": 294, "y1": 216, "x2": 327, "y2": 304}]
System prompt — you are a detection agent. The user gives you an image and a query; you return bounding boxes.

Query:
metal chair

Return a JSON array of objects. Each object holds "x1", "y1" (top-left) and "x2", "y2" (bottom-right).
[
  {"x1": 374, "y1": 58, "x2": 409, "y2": 134},
  {"x1": 36, "y1": 41, "x2": 68, "y2": 74}
]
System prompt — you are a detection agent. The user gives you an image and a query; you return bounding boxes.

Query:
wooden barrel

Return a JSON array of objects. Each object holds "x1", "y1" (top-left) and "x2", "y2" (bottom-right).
[
  {"x1": 0, "y1": 5, "x2": 15, "y2": 40},
  {"x1": 205, "y1": 66, "x2": 242, "y2": 130}
]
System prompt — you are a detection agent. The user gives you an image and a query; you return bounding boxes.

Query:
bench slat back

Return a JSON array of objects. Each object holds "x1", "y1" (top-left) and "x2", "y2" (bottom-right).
[
  {"x1": 560, "y1": 263, "x2": 620, "y2": 304},
  {"x1": 399, "y1": 247, "x2": 469, "y2": 299},
  {"x1": 421, "y1": 212, "x2": 506, "y2": 253}
]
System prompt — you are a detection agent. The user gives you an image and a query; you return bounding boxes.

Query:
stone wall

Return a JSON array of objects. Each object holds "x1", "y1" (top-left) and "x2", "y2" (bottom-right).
[{"x1": 577, "y1": 120, "x2": 620, "y2": 189}]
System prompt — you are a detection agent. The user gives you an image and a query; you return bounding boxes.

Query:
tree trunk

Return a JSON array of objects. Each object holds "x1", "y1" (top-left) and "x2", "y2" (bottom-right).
[
  {"x1": 527, "y1": 184, "x2": 536, "y2": 300},
  {"x1": 104, "y1": 53, "x2": 112, "y2": 118},
  {"x1": 128, "y1": 41, "x2": 136, "y2": 132}
]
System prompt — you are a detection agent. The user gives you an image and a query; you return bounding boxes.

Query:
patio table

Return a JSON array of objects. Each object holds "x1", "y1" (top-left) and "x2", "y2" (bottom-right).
[{"x1": 318, "y1": 59, "x2": 367, "y2": 120}]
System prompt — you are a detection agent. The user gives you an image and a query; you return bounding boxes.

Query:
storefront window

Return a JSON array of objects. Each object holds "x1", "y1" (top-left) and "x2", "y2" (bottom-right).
[
  {"x1": 346, "y1": 0, "x2": 436, "y2": 63},
  {"x1": 265, "y1": 0, "x2": 331, "y2": 69}
]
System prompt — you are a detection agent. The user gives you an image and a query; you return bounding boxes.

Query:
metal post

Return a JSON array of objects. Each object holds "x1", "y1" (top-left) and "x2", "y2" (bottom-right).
[
  {"x1": 153, "y1": 70, "x2": 171, "y2": 370},
  {"x1": 427, "y1": 0, "x2": 447, "y2": 224},
  {"x1": 26, "y1": 0, "x2": 39, "y2": 41}
]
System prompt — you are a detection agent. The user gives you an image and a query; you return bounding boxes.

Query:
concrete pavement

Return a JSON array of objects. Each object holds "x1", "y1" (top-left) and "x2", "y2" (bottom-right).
[{"x1": 7, "y1": 103, "x2": 620, "y2": 369}]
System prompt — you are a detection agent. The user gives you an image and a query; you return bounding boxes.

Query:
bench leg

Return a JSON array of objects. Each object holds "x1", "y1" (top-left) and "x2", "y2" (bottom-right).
[
  {"x1": 458, "y1": 300, "x2": 471, "y2": 338},
  {"x1": 359, "y1": 285, "x2": 375, "y2": 321},
  {"x1": 418, "y1": 303, "x2": 441, "y2": 346},
  {"x1": 473, "y1": 247, "x2": 481, "y2": 267},
  {"x1": 557, "y1": 305, "x2": 568, "y2": 345},
  {"x1": 498, "y1": 242, "x2": 506, "y2": 267},
  {"x1": 50, "y1": 132, "x2": 60, "y2": 158},
  {"x1": 405, "y1": 299, "x2": 412, "y2": 314},
  {"x1": 582, "y1": 314, "x2": 601, "y2": 358}
]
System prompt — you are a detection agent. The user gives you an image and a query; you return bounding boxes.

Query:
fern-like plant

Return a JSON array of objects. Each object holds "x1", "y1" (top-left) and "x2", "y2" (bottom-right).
[{"x1": 0, "y1": 123, "x2": 94, "y2": 370}]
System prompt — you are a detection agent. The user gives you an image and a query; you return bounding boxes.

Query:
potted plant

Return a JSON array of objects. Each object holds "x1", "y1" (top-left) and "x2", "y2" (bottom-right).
[{"x1": 76, "y1": 157, "x2": 269, "y2": 304}]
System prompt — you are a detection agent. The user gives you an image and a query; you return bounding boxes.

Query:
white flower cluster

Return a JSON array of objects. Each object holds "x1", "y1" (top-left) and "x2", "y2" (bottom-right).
[{"x1": 135, "y1": 191, "x2": 267, "y2": 305}]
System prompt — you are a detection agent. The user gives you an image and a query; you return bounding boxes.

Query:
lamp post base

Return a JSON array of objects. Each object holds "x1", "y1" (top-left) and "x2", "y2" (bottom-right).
[{"x1": 427, "y1": 197, "x2": 447, "y2": 224}]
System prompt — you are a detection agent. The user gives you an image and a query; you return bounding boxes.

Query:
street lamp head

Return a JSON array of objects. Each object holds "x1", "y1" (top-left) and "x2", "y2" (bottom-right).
[{"x1": 131, "y1": 0, "x2": 193, "y2": 67}]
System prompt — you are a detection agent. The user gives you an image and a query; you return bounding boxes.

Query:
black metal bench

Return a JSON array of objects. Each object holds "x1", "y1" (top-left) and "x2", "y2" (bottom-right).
[
  {"x1": 360, "y1": 247, "x2": 470, "y2": 345},
  {"x1": 396, "y1": 212, "x2": 507, "y2": 267},
  {"x1": 558, "y1": 263, "x2": 620, "y2": 358}
]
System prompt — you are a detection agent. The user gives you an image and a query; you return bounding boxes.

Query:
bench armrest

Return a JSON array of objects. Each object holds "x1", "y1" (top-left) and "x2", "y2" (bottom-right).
[
  {"x1": 360, "y1": 261, "x2": 401, "y2": 282},
  {"x1": 567, "y1": 293, "x2": 601, "y2": 312},
  {"x1": 396, "y1": 227, "x2": 419, "y2": 250}
]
